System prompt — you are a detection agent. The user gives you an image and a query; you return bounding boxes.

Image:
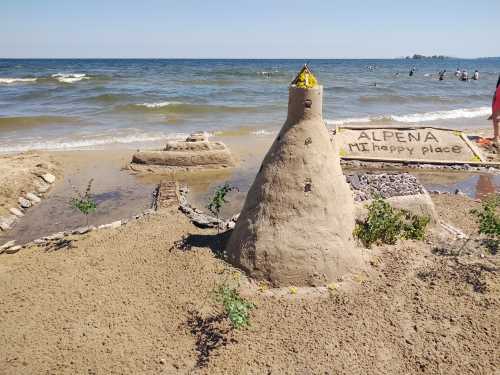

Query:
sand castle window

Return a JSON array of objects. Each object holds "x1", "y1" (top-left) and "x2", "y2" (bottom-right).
[{"x1": 304, "y1": 99, "x2": 312, "y2": 108}]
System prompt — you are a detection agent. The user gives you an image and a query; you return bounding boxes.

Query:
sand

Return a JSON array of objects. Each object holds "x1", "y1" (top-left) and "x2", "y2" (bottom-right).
[
  {"x1": 0, "y1": 152, "x2": 60, "y2": 217},
  {"x1": 0, "y1": 194, "x2": 498, "y2": 374}
]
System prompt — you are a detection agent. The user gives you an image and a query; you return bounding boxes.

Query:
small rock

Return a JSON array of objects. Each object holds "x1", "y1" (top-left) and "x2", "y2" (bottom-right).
[
  {"x1": 33, "y1": 239, "x2": 46, "y2": 244},
  {"x1": 0, "y1": 215, "x2": 16, "y2": 231},
  {"x1": 26, "y1": 192, "x2": 41, "y2": 203},
  {"x1": 19, "y1": 197, "x2": 32, "y2": 209},
  {"x1": 98, "y1": 220, "x2": 122, "y2": 230},
  {"x1": 9, "y1": 207, "x2": 24, "y2": 217},
  {"x1": 45, "y1": 232, "x2": 65, "y2": 240},
  {"x1": 4, "y1": 245, "x2": 22, "y2": 254},
  {"x1": 35, "y1": 181, "x2": 50, "y2": 193},
  {"x1": 41, "y1": 173, "x2": 56, "y2": 184},
  {"x1": 0, "y1": 240, "x2": 16, "y2": 251},
  {"x1": 159, "y1": 358, "x2": 166, "y2": 365},
  {"x1": 72, "y1": 226, "x2": 93, "y2": 235}
]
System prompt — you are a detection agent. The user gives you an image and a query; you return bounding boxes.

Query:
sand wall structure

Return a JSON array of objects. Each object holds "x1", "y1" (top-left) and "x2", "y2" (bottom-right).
[{"x1": 227, "y1": 66, "x2": 364, "y2": 286}]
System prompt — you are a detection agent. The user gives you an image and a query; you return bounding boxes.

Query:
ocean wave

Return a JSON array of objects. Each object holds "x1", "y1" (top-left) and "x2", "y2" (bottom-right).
[
  {"x1": 116, "y1": 102, "x2": 269, "y2": 114},
  {"x1": 51, "y1": 73, "x2": 90, "y2": 83},
  {"x1": 0, "y1": 133, "x2": 189, "y2": 153},
  {"x1": 0, "y1": 115, "x2": 81, "y2": 129},
  {"x1": 0, "y1": 77, "x2": 37, "y2": 84},
  {"x1": 359, "y1": 94, "x2": 455, "y2": 104},
  {"x1": 326, "y1": 107, "x2": 490, "y2": 126},
  {"x1": 392, "y1": 107, "x2": 490, "y2": 123},
  {"x1": 136, "y1": 101, "x2": 183, "y2": 108}
]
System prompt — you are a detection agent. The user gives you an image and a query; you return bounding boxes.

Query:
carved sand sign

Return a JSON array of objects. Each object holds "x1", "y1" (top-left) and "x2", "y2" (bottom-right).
[{"x1": 335, "y1": 126, "x2": 484, "y2": 164}]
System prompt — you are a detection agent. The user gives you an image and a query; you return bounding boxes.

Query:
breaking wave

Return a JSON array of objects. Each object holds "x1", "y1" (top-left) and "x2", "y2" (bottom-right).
[
  {"x1": 51, "y1": 73, "x2": 89, "y2": 83},
  {"x1": 0, "y1": 77, "x2": 38, "y2": 84},
  {"x1": 0, "y1": 133, "x2": 189, "y2": 153},
  {"x1": 116, "y1": 102, "x2": 271, "y2": 114},
  {"x1": 326, "y1": 107, "x2": 490, "y2": 126}
]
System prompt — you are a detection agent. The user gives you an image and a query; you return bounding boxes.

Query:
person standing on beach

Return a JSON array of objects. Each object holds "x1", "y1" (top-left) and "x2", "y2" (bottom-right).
[
  {"x1": 473, "y1": 70, "x2": 479, "y2": 80},
  {"x1": 490, "y1": 75, "x2": 500, "y2": 147}
]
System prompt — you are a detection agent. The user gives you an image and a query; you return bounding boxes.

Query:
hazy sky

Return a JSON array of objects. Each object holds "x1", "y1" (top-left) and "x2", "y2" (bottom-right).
[{"x1": 2, "y1": 0, "x2": 499, "y2": 58}]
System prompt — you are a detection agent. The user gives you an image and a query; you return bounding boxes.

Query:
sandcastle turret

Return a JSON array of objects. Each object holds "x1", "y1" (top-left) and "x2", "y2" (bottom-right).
[{"x1": 226, "y1": 65, "x2": 363, "y2": 286}]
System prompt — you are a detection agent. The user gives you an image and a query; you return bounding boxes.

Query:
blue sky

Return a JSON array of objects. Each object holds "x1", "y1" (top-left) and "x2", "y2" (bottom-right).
[{"x1": 2, "y1": 0, "x2": 499, "y2": 58}]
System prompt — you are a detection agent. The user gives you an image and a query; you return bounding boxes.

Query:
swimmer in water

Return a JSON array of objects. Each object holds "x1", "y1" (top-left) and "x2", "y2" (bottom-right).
[
  {"x1": 438, "y1": 70, "x2": 446, "y2": 81},
  {"x1": 409, "y1": 66, "x2": 416, "y2": 77}
]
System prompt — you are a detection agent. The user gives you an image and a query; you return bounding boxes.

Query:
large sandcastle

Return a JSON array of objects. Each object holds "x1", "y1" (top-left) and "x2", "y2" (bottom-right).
[
  {"x1": 226, "y1": 66, "x2": 364, "y2": 286},
  {"x1": 130, "y1": 132, "x2": 234, "y2": 171}
]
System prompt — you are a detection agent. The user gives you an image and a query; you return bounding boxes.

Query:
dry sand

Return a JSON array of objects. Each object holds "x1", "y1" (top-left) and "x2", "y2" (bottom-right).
[{"x1": 0, "y1": 195, "x2": 498, "y2": 374}]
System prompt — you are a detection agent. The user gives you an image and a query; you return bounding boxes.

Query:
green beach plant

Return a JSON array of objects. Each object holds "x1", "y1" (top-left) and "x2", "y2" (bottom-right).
[
  {"x1": 214, "y1": 284, "x2": 254, "y2": 329},
  {"x1": 471, "y1": 194, "x2": 500, "y2": 253},
  {"x1": 354, "y1": 196, "x2": 430, "y2": 248},
  {"x1": 70, "y1": 179, "x2": 97, "y2": 226},
  {"x1": 207, "y1": 183, "x2": 237, "y2": 221}
]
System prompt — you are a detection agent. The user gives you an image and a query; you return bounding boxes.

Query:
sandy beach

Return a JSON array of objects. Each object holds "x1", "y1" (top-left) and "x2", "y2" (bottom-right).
[{"x1": 1, "y1": 57, "x2": 499, "y2": 374}]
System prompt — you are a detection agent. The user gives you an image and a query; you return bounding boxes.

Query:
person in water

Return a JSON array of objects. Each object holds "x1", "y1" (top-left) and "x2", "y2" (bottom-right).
[
  {"x1": 473, "y1": 70, "x2": 479, "y2": 80},
  {"x1": 409, "y1": 66, "x2": 416, "y2": 77},
  {"x1": 438, "y1": 70, "x2": 446, "y2": 81},
  {"x1": 455, "y1": 68, "x2": 461, "y2": 77},
  {"x1": 490, "y1": 75, "x2": 500, "y2": 147},
  {"x1": 460, "y1": 70, "x2": 469, "y2": 81}
]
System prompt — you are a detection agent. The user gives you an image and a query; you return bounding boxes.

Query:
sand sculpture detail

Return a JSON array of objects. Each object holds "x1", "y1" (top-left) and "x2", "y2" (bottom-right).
[
  {"x1": 130, "y1": 132, "x2": 234, "y2": 171},
  {"x1": 226, "y1": 66, "x2": 364, "y2": 286}
]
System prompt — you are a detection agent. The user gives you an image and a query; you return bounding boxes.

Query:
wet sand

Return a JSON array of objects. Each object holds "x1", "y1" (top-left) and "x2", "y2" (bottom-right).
[{"x1": 1, "y1": 130, "x2": 499, "y2": 244}]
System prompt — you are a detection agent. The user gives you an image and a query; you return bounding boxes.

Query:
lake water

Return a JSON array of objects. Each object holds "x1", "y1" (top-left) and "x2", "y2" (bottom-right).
[{"x1": 1, "y1": 58, "x2": 499, "y2": 153}]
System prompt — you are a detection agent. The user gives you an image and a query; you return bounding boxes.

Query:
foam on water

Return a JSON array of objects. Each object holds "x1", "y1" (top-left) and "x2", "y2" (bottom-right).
[
  {"x1": 0, "y1": 132, "x2": 189, "y2": 153},
  {"x1": 51, "y1": 73, "x2": 89, "y2": 83},
  {"x1": 0, "y1": 78, "x2": 38, "y2": 84},
  {"x1": 136, "y1": 101, "x2": 183, "y2": 108},
  {"x1": 327, "y1": 107, "x2": 490, "y2": 126}
]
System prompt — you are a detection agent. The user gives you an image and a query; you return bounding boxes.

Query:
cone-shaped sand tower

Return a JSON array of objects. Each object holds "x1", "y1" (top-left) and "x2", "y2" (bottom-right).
[{"x1": 226, "y1": 65, "x2": 363, "y2": 286}]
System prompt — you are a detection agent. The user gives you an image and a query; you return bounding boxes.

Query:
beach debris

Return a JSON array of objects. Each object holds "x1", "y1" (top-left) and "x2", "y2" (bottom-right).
[
  {"x1": 4, "y1": 245, "x2": 22, "y2": 254},
  {"x1": 18, "y1": 197, "x2": 32, "y2": 209},
  {"x1": 26, "y1": 192, "x2": 41, "y2": 203},
  {"x1": 98, "y1": 220, "x2": 122, "y2": 230},
  {"x1": 35, "y1": 180, "x2": 51, "y2": 193},
  {"x1": 41, "y1": 173, "x2": 56, "y2": 184},
  {"x1": 0, "y1": 240, "x2": 16, "y2": 253},
  {"x1": 0, "y1": 215, "x2": 17, "y2": 231},
  {"x1": 9, "y1": 207, "x2": 24, "y2": 217},
  {"x1": 226, "y1": 66, "x2": 363, "y2": 287},
  {"x1": 130, "y1": 132, "x2": 234, "y2": 171}
]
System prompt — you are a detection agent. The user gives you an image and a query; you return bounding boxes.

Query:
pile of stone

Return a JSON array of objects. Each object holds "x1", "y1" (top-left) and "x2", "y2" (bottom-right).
[
  {"x1": 346, "y1": 172, "x2": 425, "y2": 201},
  {"x1": 0, "y1": 173, "x2": 56, "y2": 232},
  {"x1": 130, "y1": 132, "x2": 234, "y2": 172}
]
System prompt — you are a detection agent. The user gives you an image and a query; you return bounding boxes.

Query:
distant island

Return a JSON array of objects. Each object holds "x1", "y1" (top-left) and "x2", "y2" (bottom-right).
[{"x1": 405, "y1": 54, "x2": 450, "y2": 60}]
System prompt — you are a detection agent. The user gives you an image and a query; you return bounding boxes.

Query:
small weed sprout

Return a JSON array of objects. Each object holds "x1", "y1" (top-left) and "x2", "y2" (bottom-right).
[
  {"x1": 354, "y1": 196, "x2": 430, "y2": 248},
  {"x1": 214, "y1": 284, "x2": 254, "y2": 329},
  {"x1": 70, "y1": 179, "x2": 97, "y2": 226},
  {"x1": 208, "y1": 183, "x2": 237, "y2": 221},
  {"x1": 471, "y1": 194, "x2": 500, "y2": 253}
]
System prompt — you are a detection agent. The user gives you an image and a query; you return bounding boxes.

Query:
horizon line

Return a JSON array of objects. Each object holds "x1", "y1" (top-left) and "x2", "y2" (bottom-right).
[{"x1": 1, "y1": 56, "x2": 500, "y2": 60}]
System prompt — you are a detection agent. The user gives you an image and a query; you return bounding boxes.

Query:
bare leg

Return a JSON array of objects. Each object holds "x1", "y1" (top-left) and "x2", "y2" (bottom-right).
[{"x1": 494, "y1": 114, "x2": 500, "y2": 147}]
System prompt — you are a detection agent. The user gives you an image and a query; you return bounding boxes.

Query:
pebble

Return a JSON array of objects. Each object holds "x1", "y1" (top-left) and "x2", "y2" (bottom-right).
[
  {"x1": 72, "y1": 226, "x2": 93, "y2": 235},
  {"x1": 4, "y1": 245, "x2": 22, "y2": 254},
  {"x1": 9, "y1": 207, "x2": 24, "y2": 217},
  {"x1": 26, "y1": 192, "x2": 41, "y2": 203},
  {"x1": 41, "y1": 173, "x2": 56, "y2": 184},
  {"x1": 98, "y1": 220, "x2": 122, "y2": 230},
  {"x1": 0, "y1": 216, "x2": 16, "y2": 231},
  {"x1": 33, "y1": 239, "x2": 46, "y2": 244},
  {"x1": 45, "y1": 232, "x2": 65, "y2": 240},
  {"x1": 35, "y1": 181, "x2": 50, "y2": 193},
  {"x1": 0, "y1": 240, "x2": 16, "y2": 252},
  {"x1": 18, "y1": 197, "x2": 32, "y2": 209}
]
